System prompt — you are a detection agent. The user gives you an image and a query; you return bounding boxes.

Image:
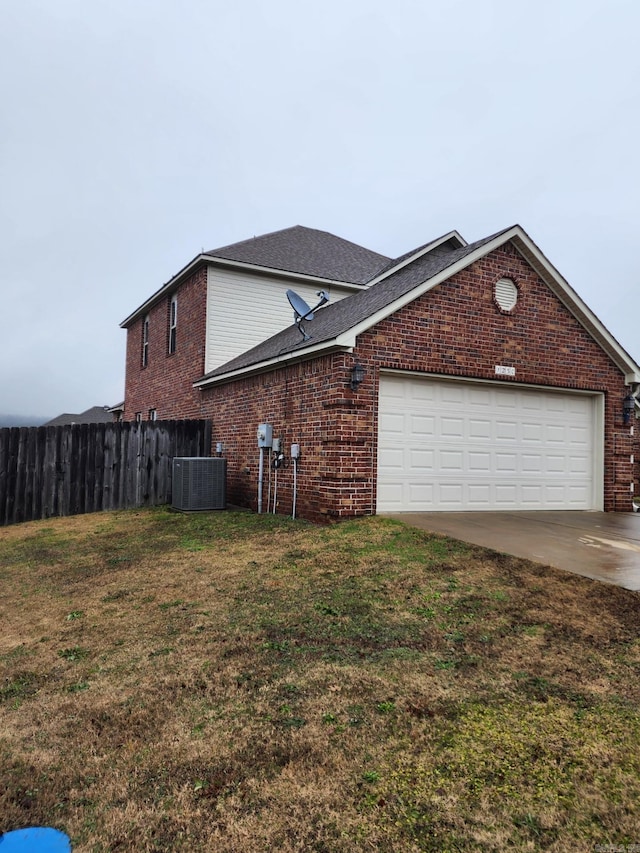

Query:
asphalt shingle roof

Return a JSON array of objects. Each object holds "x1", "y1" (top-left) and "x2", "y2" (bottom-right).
[
  {"x1": 199, "y1": 228, "x2": 510, "y2": 383},
  {"x1": 43, "y1": 406, "x2": 113, "y2": 426},
  {"x1": 207, "y1": 225, "x2": 392, "y2": 285}
]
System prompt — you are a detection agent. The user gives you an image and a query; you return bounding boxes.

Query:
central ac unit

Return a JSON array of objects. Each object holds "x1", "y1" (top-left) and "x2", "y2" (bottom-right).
[{"x1": 172, "y1": 457, "x2": 226, "y2": 511}]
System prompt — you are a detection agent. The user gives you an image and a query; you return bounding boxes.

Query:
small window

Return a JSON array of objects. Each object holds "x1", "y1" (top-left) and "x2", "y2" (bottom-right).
[
  {"x1": 135, "y1": 412, "x2": 142, "y2": 423},
  {"x1": 142, "y1": 315, "x2": 150, "y2": 367},
  {"x1": 148, "y1": 408, "x2": 157, "y2": 421},
  {"x1": 494, "y1": 278, "x2": 518, "y2": 312},
  {"x1": 168, "y1": 295, "x2": 177, "y2": 354}
]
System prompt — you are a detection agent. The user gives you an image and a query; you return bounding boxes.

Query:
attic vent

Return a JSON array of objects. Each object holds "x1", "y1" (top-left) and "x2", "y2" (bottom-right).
[{"x1": 494, "y1": 277, "x2": 518, "y2": 312}]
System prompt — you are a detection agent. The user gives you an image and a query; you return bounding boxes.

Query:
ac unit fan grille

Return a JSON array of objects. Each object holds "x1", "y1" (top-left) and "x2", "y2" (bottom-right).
[{"x1": 172, "y1": 458, "x2": 226, "y2": 511}]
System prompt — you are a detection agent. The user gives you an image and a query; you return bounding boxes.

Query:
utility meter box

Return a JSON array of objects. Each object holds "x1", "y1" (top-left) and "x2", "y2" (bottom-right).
[{"x1": 257, "y1": 423, "x2": 273, "y2": 448}]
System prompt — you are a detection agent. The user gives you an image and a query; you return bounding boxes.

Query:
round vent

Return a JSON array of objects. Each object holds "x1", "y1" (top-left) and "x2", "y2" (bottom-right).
[{"x1": 494, "y1": 277, "x2": 518, "y2": 311}]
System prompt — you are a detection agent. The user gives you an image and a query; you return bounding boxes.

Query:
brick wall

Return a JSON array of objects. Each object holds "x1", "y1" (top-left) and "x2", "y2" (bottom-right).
[
  {"x1": 200, "y1": 243, "x2": 634, "y2": 520},
  {"x1": 201, "y1": 353, "x2": 371, "y2": 521},
  {"x1": 123, "y1": 267, "x2": 208, "y2": 421}
]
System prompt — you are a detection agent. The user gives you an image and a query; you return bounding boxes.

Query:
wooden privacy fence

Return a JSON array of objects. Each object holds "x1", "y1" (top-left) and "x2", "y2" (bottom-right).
[{"x1": 0, "y1": 419, "x2": 212, "y2": 526}]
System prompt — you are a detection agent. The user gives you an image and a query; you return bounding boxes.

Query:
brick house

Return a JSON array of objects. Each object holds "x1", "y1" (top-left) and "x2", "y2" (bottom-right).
[{"x1": 121, "y1": 224, "x2": 640, "y2": 521}]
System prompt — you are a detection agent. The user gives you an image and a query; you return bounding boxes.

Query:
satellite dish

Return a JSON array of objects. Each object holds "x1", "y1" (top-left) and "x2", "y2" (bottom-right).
[
  {"x1": 287, "y1": 290, "x2": 314, "y2": 322},
  {"x1": 286, "y1": 289, "x2": 330, "y2": 341}
]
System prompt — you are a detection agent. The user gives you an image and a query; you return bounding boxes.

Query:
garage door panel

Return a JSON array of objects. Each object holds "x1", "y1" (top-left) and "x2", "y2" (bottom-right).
[
  {"x1": 522, "y1": 397, "x2": 545, "y2": 412},
  {"x1": 468, "y1": 484, "x2": 491, "y2": 504},
  {"x1": 569, "y1": 456, "x2": 589, "y2": 474},
  {"x1": 440, "y1": 418, "x2": 464, "y2": 438},
  {"x1": 439, "y1": 484, "x2": 464, "y2": 504},
  {"x1": 522, "y1": 423, "x2": 543, "y2": 442},
  {"x1": 439, "y1": 450, "x2": 464, "y2": 471},
  {"x1": 469, "y1": 419, "x2": 491, "y2": 439},
  {"x1": 379, "y1": 448, "x2": 405, "y2": 470},
  {"x1": 468, "y1": 452, "x2": 491, "y2": 472},
  {"x1": 521, "y1": 454, "x2": 542, "y2": 472},
  {"x1": 379, "y1": 482, "x2": 404, "y2": 509},
  {"x1": 521, "y1": 485, "x2": 543, "y2": 503},
  {"x1": 378, "y1": 375, "x2": 598, "y2": 511},
  {"x1": 496, "y1": 421, "x2": 518, "y2": 441},
  {"x1": 568, "y1": 397, "x2": 591, "y2": 415},
  {"x1": 409, "y1": 483, "x2": 434, "y2": 503},
  {"x1": 496, "y1": 453, "x2": 517, "y2": 471},
  {"x1": 411, "y1": 383, "x2": 437, "y2": 402},
  {"x1": 410, "y1": 415, "x2": 435, "y2": 439},
  {"x1": 544, "y1": 485, "x2": 567, "y2": 504},
  {"x1": 409, "y1": 449, "x2": 435, "y2": 471},
  {"x1": 441, "y1": 385, "x2": 466, "y2": 404},
  {"x1": 569, "y1": 426, "x2": 589, "y2": 445},
  {"x1": 493, "y1": 484, "x2": 517, "y2": 503},
  {"x1": 468, "y1": 387, "x2": 492, "y2": 407},
  {"x1": 495, "y1": 389, "x2": 519, "y2": 408},
  {"x1": 542, "y1": 397, "x2": 565, "y2": 414},
  {"x1": 546, "y1": 455, "x2": 566, "y2": 473},
  {"x1": 568, "y1": 485, "x2": 590, "y2": 503},
  {"x1": 545, "y1": 425, "x2": 565, "y2": 444},
  {"x1": 379, "y1": 412, "x2": 405, "y2": 437}
]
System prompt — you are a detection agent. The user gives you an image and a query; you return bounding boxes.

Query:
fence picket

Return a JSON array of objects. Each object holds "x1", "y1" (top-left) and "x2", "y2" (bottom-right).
[
  {"x1": 0, "y1": 428, "x2": 8, "y2": 524},
  {"x1": 0, "y1": 420, "x2": 212, "y2": 526}
]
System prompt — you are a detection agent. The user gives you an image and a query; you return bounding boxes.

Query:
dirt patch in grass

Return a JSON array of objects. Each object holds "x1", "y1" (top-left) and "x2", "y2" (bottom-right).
[{"x1": 1, "y1": 507, "x2": 640, "y2": 851}]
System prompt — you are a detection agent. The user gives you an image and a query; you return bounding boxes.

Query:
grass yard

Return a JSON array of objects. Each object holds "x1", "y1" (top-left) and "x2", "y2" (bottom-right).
[{"x1": 1, "y1": 507, "x2": 640, "y2": 851}]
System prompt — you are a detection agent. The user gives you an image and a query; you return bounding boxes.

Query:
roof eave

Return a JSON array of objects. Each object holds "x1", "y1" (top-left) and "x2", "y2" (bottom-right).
[
  {"x1": 507, "y1": 230, "x2": 640, "y2": 382},
  {"x1": 204, "y1": 255, "x2": 370, "y2": 289},
  {"x1": 119, "y1": 255, "x2": 367, "y2": 329},
  {"x1": 193, "y1": 337, "x2": 355, "y2": 389},
  {"x1": 120, "y1": 254, "x2": 208, "y2": 328}
]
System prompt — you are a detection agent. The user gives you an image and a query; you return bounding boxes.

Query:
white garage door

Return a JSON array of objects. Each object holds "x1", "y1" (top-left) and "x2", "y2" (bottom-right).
[{"x1": 377, "y1": 374, "x2": 600, "y2": 512}]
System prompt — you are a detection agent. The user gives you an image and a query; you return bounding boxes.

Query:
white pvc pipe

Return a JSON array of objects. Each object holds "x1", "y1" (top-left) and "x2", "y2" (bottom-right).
[
  {"x1": 292, "y1": 458, "x2": 297, "y2": 519},
  {"x1": 258, "y1": 447, "x2": 264, "y2": 513},
  {"x1": 273, "y1": 463, "x2": 278, "y2": 514}
]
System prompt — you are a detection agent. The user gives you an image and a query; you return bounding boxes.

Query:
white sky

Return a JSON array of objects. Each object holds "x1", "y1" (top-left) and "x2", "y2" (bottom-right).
[{"x1": 2, "y1": 0, "x2": 639, "y2": 417}]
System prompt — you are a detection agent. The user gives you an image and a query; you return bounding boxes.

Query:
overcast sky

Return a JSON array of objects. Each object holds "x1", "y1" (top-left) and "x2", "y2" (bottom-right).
[{"x1": 2, "y1": 0, "x2": 639, "y2": 418}]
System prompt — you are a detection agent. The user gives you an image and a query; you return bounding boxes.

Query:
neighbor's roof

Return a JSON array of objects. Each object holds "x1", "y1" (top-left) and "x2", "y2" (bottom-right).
[
  {"x1": 43, "y1": 406, "x2": 114, "y2": 427},
  {"x1": 195, "y1": 225, "x2": 640, "y2": 387},
  {"x1": 120, "y1": 226, "x2": 391, "y2": 327}
]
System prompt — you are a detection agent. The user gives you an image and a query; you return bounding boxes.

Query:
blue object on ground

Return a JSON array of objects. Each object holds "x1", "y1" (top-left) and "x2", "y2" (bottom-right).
[{"x1": 0, "y1": 828, "x2": 71, "y2": 851}]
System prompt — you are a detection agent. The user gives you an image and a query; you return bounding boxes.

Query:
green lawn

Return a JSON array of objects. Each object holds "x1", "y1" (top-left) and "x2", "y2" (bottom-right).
[{"x1": 1, "y1": 507, "x2": 639, "y2": 851}]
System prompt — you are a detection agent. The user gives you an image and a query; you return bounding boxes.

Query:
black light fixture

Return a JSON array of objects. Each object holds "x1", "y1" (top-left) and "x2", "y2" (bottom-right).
[
  {"x1": 349, "y1": 362, "x2": 365, "y2": 391},
  {"x1": 623, "y1": 393, "x2": 635, "y2": 425}
]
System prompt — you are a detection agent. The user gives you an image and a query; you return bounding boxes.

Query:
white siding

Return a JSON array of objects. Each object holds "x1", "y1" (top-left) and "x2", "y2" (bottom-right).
[
  {"x1": 377, "y1": 374, "x2": 602, "y2": 512},
  {"x1": 205, "y1": 267, "x2": 354, "y2": 373}
]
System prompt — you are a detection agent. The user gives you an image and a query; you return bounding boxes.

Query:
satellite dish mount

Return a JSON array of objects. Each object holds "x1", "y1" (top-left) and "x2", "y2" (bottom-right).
[{"x1": 286, "y1": 289, "x2": 330, "y2": 341}]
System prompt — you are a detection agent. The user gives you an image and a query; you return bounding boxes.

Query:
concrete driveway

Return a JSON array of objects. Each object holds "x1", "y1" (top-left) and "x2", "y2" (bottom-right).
[{"x1": 385, "y1": 511, "x2": 640, "y2": 591}]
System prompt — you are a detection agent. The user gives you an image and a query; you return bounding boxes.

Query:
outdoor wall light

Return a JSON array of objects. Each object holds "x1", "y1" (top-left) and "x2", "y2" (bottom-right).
[
  {"x1": 623, "y1": 393, "x2": 635, "y2": 425},
  {"x1": 350, "y1": 363, "x2": 366, "y2": 391}
]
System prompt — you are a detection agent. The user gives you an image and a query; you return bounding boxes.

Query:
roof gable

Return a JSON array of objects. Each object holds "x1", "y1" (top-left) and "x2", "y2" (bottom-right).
[
  {"x1": 195, "y1": 225, "x2": 640, "y2": 387},
  {"x1": 368, "y1": 230, "x2": 467, "y2": 283},
  {"x1": 120, "y1": 225, "x2": 392, "y2": 328}
]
